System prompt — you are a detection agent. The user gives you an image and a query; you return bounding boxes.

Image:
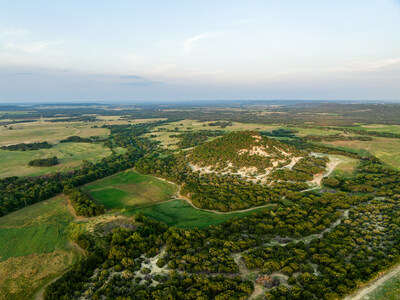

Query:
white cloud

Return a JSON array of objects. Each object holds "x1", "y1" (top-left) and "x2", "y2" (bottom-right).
[
  {"x1": 0, "y1": 28, "x2": 29, "y2": 38},
  {"x1": 0, "y1": 27, "x2": 63, "y2": 55},
  {"x1": 4, "y1": 39, "x2": 63, "y2": 54},
  {"x1": 125, "y1": 54, "x2": 145, "y2": 64},
  {"x1": 346, "y1": 57, "x2": 400, "y2": 71},
  {"x1": 183, "y1": 32, "x2": 224, "y2": 52}
]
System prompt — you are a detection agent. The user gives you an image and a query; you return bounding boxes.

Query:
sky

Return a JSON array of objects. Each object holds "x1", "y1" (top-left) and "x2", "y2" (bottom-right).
[{"x1": 0, "y1": 0, "x2": 400, "y2": 102}]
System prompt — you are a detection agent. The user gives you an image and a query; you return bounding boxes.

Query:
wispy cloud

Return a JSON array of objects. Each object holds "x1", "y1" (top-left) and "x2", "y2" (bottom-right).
[
  {"x1": 0, "y1": 27, "x2": 63, "y2": 55},
  {"x1": 183, "y1": 32, "x2": 224, "y2": 52},
  {"x1": 4, "y1": 39, "x2": 63, "y2": 54},
  {"x1": 345, "y1": 57, "x2": 400, "y2": 71}
]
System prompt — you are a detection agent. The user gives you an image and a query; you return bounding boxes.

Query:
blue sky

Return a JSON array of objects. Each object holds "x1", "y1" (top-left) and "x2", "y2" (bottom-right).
[{"x1": 0, "y1": 0, "x2": 400, "y2": 102}]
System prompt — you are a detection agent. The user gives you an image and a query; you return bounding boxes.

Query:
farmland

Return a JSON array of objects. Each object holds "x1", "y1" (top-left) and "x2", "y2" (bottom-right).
[
  {"x1": 0, "y1": 196, "x2": 80, "y2": 300},
  {"x1": 0, "y1": 121, "x2": 109, "y2": 146},
  {"x1": 83, "y1": 170, "x2": 178, "y2": 210},
  {"x1": 324, "y1": 137, "x2": 400, "y2": 169},
  {"x1": 0, "y1": 142, "x2": 125, "y2": 178}
]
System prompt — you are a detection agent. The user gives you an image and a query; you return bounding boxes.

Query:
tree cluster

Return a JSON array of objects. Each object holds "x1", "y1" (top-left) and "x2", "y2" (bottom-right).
[
  {"x1": 28, "y1": 156, "x2": 59, "y2": 167},
  {"x1": 0, "y1": 141, "x2": 52, "y2": 151}
]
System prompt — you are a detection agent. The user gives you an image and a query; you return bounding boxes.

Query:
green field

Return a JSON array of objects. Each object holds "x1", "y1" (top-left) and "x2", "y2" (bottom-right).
[
  {"x1": 83, "y1": 170, "x2": 178, "y2": 210},
  {"x1": 347, "y1": 124, "x2": 400, "y2": 135},
  {"x1": 0, "y1": 196, "x2": 80, "y2": 300},
  {"x1": 324, "y1": 137, "x2": 400, "y2": 170},
  {"x1": 0, "y1": 142, "x2": 125, "y2": 178},
  {"x1": 0, "y1": 196, "x2": 74, "y2": 261},
  {"x1": 0, "y1": 120, "x2": 110, "y2": 146},
  {"x1": 129, "y1": 199, "x2": 273, "y2": 229}
]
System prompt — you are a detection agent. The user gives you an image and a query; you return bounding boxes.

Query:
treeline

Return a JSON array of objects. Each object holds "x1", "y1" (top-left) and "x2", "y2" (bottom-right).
[
  {"x1": 28, "y1": 156, "x2": 59, "y2": 167},
  {"x1": 261, "y1": 128, "x2": 298, "y2": 139},
  {"x1": 48, "y1": 116, "x2": 97, "y2": 122},
  {"x1": 0, "y1": 141, "x2": 52, "y2": 151},
  {"x1": 60, "y1": 135, "x2": 105, "y2": 143},
  {"x1": 303, "y1": 133, "x2": 373, "y2": 142},
  {"x1": 207, "y1": 121, "x2": 232, "y2": 128},
  {"x1": 64, "y1": 186, "x2": 105, "y2": 217},
  {"x1": 170, "y1": 130, "x2": 223, "y2": 149}
]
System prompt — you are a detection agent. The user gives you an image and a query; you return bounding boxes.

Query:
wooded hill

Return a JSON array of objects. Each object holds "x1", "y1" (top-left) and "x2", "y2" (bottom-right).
[{"x1": 188, "y1": 130, "x2": 303, "y2": 174}]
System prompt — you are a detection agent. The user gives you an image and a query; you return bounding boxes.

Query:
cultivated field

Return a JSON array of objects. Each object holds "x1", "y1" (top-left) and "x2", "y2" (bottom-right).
[
  {"x1": 0, "y1": 142, "x2": 124, "y2": 178},
  {"x1": 83, "y1": 170, "x2": 178, "y2": 210},
  {"x1": 0, "y1": 196, "x2": 80, "y2": 300}
]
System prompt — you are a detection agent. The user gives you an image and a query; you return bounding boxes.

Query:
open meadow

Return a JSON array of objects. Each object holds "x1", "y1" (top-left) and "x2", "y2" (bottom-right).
[
  {"x1": 0, "y1": 196, "x2": 80, "y2": 300},
  {"x1": 0, "y1": 142, "x2": 125, "y2": 178},
  {"x1": 0, "y1": 120, "x2": 109, "y2": 146},
  {"x1": 83, "y1": 170, "x2": 178, "y2": 210},
  {"x1": 324, "y1": 137, "x2": 400, "y2": 170}
]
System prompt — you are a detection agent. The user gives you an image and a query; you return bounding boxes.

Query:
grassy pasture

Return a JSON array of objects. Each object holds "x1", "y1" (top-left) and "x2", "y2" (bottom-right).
[
  {"x1": 0, "y1": 196, "x2": 74, "y2": 261},
  {"x1": 0, "y1": 196, "x2": 79, "y2": 299},
  {"x1": 83, "y1": 170, "x2": 178, "y2": 210},
  {"x1": 324, "y1": 137, "x2": 400, "y2": 170},
  {"x1": 129, "y1": 199, "x2": 273, "y2": 229},
  {"x1": 0, "y1": 142, "x2": 124, "y2": 178},
  {"x1": 0, "y1": 120, "x2": 109, "y2": 146},
  {"x1": 347, "y1": 124, "x2": 400, "y2": 135}
]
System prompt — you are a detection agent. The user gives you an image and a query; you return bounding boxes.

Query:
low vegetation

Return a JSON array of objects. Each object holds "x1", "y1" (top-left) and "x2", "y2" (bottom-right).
[{"x1": 83, "y1": 170, "x2": 178, "y2": 210}]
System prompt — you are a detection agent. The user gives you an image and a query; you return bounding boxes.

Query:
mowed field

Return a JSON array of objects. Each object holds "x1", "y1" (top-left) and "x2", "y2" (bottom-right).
[
  {"x1": 129, "y1": 199, "x2": 273, "y2": 229},
  {"x1": 0, "y1": 196, "x2": 80, "y2": 300},
  {"x1": 324, "y1": 137, "x2": 400, "y2": 170},
  {"x1": 83, "y1": 170, "x2": 178, "y2": 210},
  {"x1": 0, "y1": 142, "x2": 125, "y2": 178}
]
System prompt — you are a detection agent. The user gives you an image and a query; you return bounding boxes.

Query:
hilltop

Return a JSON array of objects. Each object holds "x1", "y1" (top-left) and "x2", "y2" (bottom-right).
[{"x1": 187, "y1": 131, "x2": 304, "y2": 180}]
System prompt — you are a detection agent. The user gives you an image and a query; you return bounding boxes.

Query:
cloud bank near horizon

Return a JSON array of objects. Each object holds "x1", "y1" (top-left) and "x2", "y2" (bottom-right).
[{"x1": 0, "y1": 0, "x2": 399, "y2": 101}]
